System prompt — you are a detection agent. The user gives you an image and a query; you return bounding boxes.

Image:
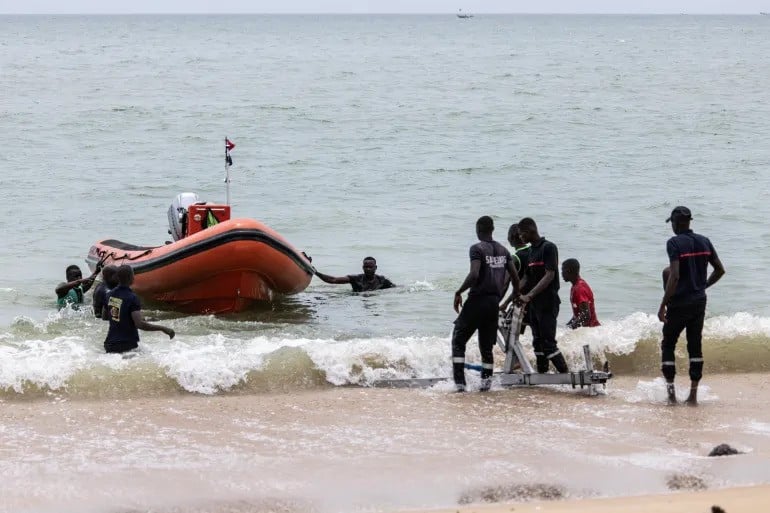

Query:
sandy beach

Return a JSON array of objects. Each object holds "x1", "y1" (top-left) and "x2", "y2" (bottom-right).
[
  {"x1": 2, "y1": 375, "x2": 770, "y2": 512},
  {"x1": 420, "y1": 485, "x2": 770, "y2": 513}
]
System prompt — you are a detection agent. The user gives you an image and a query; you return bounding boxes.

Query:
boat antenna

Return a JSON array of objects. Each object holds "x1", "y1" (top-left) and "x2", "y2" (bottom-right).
[{"x1": 224, "y1": 137, "x2": 235, "y2": 205}]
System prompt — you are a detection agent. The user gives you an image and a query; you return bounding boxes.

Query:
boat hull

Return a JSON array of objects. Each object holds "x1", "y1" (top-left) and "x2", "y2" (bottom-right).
[{"x1": 86, "y1": 218, "x2": 314, "y2": 314}]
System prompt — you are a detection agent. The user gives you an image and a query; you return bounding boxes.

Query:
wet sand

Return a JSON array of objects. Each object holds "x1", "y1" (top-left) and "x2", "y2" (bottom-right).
[{"x1": 2, "y1": 375, "x2": 770, "y2": 512}]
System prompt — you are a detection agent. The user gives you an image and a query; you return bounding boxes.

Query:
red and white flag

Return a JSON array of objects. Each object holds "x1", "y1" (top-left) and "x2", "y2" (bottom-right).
[{"x1": 225, "y1": 138, "x2": 235, "y2": 151}]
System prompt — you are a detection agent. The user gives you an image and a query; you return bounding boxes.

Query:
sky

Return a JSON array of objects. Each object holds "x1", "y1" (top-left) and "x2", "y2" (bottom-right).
[{"x1": 0, "y1": 0, "x2": 767, "y2": 14}]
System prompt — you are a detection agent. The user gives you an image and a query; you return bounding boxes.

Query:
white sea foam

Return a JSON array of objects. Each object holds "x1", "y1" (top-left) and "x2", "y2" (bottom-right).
[
  {"x1": 1, "y1": 311, "x2": 769, "y2": 396},
  {"x1": 626, "y1": 377, "x2": 718, "y2": 404}
]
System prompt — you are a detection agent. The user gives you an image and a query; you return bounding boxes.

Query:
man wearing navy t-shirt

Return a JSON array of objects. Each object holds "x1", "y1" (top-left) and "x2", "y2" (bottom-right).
[
  {"x1": 103, "y1": 265, "x2": 175, "y2": 353},
  {"x1": 517, "y1": 217, "x2": 569, "y2": 374},
  {"x1": 658, "y1": 206, "x2": 725, "y2": 405},
  {"x1": 452, "y1": 216, "x2": 520, "y2": 392}
]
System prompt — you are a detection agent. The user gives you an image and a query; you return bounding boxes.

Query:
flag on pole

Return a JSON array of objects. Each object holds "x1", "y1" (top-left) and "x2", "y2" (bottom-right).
[{"x1": 225, "y1": 138, "x2": 235, "y2": 166}]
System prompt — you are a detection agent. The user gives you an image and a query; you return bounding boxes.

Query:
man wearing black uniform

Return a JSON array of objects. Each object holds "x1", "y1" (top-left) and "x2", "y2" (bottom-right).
[
  {"x1": 517, "y1": 217, "x2": 569, "y2": 374},
  {"x1": 315, "y1": 257, "x2": 395, "y2": 292},
  {"x1": 452, "y1": 216, "x2": 520, "y2": 392},
  {"x1": 103, "y1": 265, "x2": 175, "y2": 353},
  {"x1": 658, "y1": 206, "x2": 725, "y2": 405}
]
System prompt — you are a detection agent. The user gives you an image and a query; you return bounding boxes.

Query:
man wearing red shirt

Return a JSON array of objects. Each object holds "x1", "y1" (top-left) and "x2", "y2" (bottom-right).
[{"x1": 561, "y1": 259, "x2": 600, "y2": 329}]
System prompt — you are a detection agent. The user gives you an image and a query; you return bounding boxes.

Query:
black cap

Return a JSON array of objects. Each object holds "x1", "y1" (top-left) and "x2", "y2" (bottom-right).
[{"x1": 666, "y1": 206, "x2": 692, "y2": 223}]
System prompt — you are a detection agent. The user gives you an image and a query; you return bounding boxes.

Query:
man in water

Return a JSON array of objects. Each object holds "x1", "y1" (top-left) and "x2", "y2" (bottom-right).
[
  {"x1": 315, "y1": 257, "x2": 396, "y2": 292},
  {"x1": 501, "y1": 223, "x2": 532, "y2": 332},
  {"x1": 55, "y1": 264, "x2": 100, "y2": 310},
  {"x1": 92, "y1": 265, "x2": 119, "y2": 319},
  {"x1": 517, "y1": 217, "x2": 569, "y2": 374},
  {"x1": 658, "y1": 206, "x2": 724, "y2": 405},
  {"x1": 508, "y1": 223, "x2": 531, "y2": 280},
  {"x1": 452, "y1": 216, "x2": 520, "y2": 392},
  {"x1": 561, "y1": 258, "x2": 600, "y2": 329},
  {"x1": 103, "y1": 265, "x2": 175, "y2": 353}
]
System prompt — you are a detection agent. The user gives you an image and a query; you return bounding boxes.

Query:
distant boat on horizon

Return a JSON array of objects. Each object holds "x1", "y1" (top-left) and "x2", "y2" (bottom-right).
[
  {"x1": 457, "y1": 9, "x2": 474, "y2": 19},
  {"x1": 761, "y1": 12, "x2": 769, "y2": 15}
]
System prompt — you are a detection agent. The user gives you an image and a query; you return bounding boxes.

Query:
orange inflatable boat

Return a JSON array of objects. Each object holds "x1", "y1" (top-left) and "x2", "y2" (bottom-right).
[{"x1": 85, "y1": 194, "x2": 314, "y2": 314}]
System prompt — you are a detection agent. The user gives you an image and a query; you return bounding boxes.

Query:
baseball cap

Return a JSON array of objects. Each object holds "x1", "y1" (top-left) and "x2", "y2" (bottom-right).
[{"x1": 666, "y1": 206, "x2": 692, "y2": 223}]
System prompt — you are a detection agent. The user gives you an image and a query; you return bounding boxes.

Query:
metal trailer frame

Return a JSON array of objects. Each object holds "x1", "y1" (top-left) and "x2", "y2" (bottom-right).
[{"x1": 372, "y1": 306, "x2": 612, "y2": 395}]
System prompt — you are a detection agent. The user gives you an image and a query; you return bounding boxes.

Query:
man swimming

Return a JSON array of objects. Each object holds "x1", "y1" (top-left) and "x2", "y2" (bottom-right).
[{"x1": 315, "y1": 257, "x2": 396, "y2": 292}]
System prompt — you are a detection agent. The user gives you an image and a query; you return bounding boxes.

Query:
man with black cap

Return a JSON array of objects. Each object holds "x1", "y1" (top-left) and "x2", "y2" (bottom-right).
[
  {"x1": 452, "y1": 216, "x2": 521, "y2": 392},
  {"x1": 659, "y1": 206, "x2": 725, "y2": 405}
]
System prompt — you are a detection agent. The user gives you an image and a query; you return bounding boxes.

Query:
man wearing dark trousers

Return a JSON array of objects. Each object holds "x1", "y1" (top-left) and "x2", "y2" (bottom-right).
[
  {"x1": 658, "y1": 206, "x2": 725, "y2": 405},
  {"x1": 452, "y1": 216, "x2": 520, "y2": 392},
  {"x1": 517, "y1": 217, "x2": 569, "y2": 374}
]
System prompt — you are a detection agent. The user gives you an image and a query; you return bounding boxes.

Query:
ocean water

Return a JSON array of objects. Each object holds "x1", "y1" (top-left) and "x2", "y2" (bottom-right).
[{"x1": 2, "y1": 14, "x2": 770, "y2": 512}]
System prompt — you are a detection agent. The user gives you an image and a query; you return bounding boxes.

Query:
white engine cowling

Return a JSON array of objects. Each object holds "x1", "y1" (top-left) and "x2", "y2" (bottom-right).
[{"x1": 167, "y1": 192, "x2": 201, "y2": 241}]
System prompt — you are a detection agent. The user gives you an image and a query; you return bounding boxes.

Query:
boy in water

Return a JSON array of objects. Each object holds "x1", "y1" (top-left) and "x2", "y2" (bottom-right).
[
  {"x1": 561, "y1": 258, "x2": 600, "y2": 329},
  {"x1": 103, "y1": 265, "x2": 175, "y2": 353},
  {"x1": 92, "y1": 265, "x2": 119, "y2": 319},
  {"x1": 55, "y1": 264, "x2": 100, "y2": 310}
]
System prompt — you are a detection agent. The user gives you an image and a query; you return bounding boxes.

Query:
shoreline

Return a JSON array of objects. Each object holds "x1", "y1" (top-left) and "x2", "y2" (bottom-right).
[
  {"x1": 3, "y1": 376, "x2": 770, "y2": 512},
  {"x1": 416, "y1": 485, "x2": 770, "y2": 513}
]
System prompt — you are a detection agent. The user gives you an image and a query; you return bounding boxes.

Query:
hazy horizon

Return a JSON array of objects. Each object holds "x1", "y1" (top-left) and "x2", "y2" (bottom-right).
[{"x1": 1, "y1": 0, "x2": 768, "y2": 15}]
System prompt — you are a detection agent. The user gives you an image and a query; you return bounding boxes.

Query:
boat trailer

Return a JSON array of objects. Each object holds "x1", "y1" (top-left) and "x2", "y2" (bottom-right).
[{"x1": 372, "y1": 306, "x2": 612, "y2": 395}]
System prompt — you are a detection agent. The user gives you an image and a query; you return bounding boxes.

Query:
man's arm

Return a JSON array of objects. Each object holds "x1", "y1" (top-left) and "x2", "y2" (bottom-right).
[
  {"x1": 706, "y1": 252, "x2": 725, "y2": 289},
  {"x1": 315, "y1": 272, "x2": 351, "y2": 285},
  {"x1": 519, "y1": 242, "x2": 556, "y2": 304},
  {"x1": 658, "y1": 259, "x2": 680, "y2": 322},
  {"x1": 131, "y1": 310, "x2": 175, "y2": 338},
  {"x1": 80, "y1": 272, "x2": 97, "y2": 293},
  {"x1": 521, "y1": 270, "x2": 555, "y2": 303},
  {"x1": 574, "y1": 302, "x2": 591, "y2": 328},
  {"x1": 381, "y1": 277, "x2": 396, "y2": 289},
  {"x1": 454, "y1": 260, "x2": 481, "y2": 313},
  {"x1": 55, "y1": 268, "x2": 100, "y2": 297},
  {"x1": 505, "y1": 259, "x2": 521, "y2": 298},
  {"x1": 55, "y1": 276, "x2": 93, "y2": 297},
  {"x1": 501, "y1": 278, "x2": 524, "y2": 310}
]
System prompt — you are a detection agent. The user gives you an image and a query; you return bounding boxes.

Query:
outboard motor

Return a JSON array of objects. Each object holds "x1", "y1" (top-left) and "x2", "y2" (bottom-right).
[{"x1": 167, "y1": 192, "x2": 201, "y2": 241}]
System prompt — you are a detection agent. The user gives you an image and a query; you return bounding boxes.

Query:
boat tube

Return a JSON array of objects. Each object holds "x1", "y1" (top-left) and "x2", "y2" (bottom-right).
[{"x1": 86, "y1": 194, "x2": 314, "y2": 314}]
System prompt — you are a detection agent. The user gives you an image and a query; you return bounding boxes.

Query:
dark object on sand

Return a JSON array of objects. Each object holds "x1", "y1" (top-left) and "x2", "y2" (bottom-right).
[
  {"x1": 708, "y1": 444, "x2": 741, "y2": 457},
  {"x1": 712, "y1": 506, "x2": 726, "y2": 513},
  {"x1": 458, "y1": 483, "x2": 566, "y2": 504},
  {"x1": 666, "y1": 473, "x2": 707, "y2": 491}
]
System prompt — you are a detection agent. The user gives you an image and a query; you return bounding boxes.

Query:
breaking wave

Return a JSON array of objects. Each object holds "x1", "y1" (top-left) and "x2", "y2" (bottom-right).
[{"x1": 2, "y1": 311, "x2": 770, "y2": 399}]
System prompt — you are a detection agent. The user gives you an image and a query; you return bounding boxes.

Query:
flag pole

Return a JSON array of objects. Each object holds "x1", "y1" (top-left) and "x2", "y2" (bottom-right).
[{"x1": 225, "y1": 136, "x2": 231, "y2": 205}]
